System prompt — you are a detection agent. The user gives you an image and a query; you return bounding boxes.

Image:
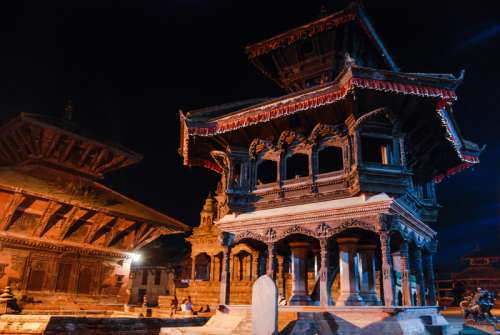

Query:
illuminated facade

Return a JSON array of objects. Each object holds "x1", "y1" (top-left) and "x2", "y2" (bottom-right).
[
  {"x1": 0, "y1": 112, "x2": 188, "y2": 310},
  {"x1": 178, "y1": 2, "x2": 482, "y2": 310}
]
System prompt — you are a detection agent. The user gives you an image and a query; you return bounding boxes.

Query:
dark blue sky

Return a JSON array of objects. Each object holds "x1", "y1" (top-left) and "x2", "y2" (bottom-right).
[{"x1": 0, "y1": 0, "x2": 498, "y2": 269}]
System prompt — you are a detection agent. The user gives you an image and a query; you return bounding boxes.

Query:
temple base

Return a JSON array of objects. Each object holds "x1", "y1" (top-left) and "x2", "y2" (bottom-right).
[
  {"x1": 336, "y1": 292, "x2": 365, "y2": 306},
  {"x1": 288, "y1": 294, "x2": 313, "y2": 306},
  {"x1": 360, "y1": 292, "x2": 382, "y2": 306},
  {"x1": 160, "y1": 305, "x2": 449, "y2": 335}
]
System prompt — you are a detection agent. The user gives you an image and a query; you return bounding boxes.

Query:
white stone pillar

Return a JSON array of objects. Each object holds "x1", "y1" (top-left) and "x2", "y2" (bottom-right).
[
  {"x1": 358, "y1": 244, "x2": 380, "y2": 305},
  {"x1": 379, "y1": 232, "x2": 395, "y2": 306},
  {"x1": 289, "y1": 241, "x2": 312, "y2": 305},
  {"x1": 219, "y1": 248, "x2": 230, "y2": 305},
  {"x1": 400, "y1": 241, "x2": 412, "y2": 306},
  {"x1": 336, "y1": 237, "x2": 363, "y2": 306},
  {"x1": 413, "y1": 248, "x2": 426, "y2": 305}
]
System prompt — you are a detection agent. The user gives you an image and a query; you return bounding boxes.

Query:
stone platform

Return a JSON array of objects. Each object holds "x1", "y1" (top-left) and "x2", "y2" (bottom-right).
[
  {"x1": 160, "y1": 305, "x2": 450, "y2": 335},
  {"x1": 0, "y1": 314, "x2": 208, "y2": 334}
]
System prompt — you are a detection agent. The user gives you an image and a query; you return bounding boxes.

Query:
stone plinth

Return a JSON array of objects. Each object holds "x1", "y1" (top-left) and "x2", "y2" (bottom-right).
[
  {"x1": 252, "y1": 275, "x2": 278, "y2": 335},
  {"x1": 336, "y1": 237, "x2": 364, "y2": 306}
]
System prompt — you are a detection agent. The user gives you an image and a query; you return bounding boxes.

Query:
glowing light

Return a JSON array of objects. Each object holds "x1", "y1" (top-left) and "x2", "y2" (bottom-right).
[{"x1": 131, "y1": 253, "x2": 141, "y2": 263}]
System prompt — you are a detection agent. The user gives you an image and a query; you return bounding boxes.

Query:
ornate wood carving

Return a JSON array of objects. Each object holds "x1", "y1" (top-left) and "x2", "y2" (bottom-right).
[
  {"x1": 35, "y1": 201, "x2": 62, "y2": 237},
  {"x1": 0, "y1": 193, "x2": 26, "y2": 231}
]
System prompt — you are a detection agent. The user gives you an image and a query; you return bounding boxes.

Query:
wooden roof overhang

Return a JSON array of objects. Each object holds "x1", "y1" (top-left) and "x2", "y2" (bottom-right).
[
  {"x1": 180, "y1": 64, "x2": 481, "y2": 182},
  {"x1": 0, "y1": 113, "x2": 141, "y2": 180},
  {"x1": 244, "y1": 2, "x2": 397, "y2": 91}
]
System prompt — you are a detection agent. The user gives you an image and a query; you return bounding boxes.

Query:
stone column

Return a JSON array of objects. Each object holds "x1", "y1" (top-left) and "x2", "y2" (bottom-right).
[
  {"x1": 191, "y1": 255, "x2": 196, "y2": 280},
  {"x1": 289, "y1": 241, "x2": 312, "y2": 305},
  {"x1": 413, "y1": 248, "x2": 426, "y2": 306},
  {"x1": 266, "y1": 243, "x2": 276, "y2": 278},
  {"x1": 379, "y1": 232, "x2": 395, "y2": 306},
  {"x1": 399, "y1": 241, "x2": 412, "y2": 306},
  {"x1": 251, "y1": 253, "x2": 259, "y2": 281},
  {"x1": 424, "y1": 253, "x2": 437, "y2": 306},
  {"x1": 219, "y1": 248, "x2": 231, "y2": 305},
  {"x1": 337, "y1": 237, "x2": 363, "y2": 306},
  {"x1": 319, "y1": 238, "x2": 330, "y2": 306},
  {"x1": 358, "y1": 244, "x2": 380, "y2": 305}
]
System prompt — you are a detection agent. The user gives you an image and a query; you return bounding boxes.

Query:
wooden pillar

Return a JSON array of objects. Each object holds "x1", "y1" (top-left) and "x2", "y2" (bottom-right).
[
  {"x1": 413, "y1": 248, "x2": 426, "y2": 306},
  {"x1": 277, "y1": 255, "x2": 285, "y2": 297},
  {"x1": 219, "y1": 248, "x2": 231, "y2": 305},
  {"x1": 400, "y1": 241, "x2": 411, "y2": 306},
  {"x1": 379, "y1": 232, "x2": 395, "y2": 306},
  {"x1": 319, "y1": 238, "x2": 330, "y2": 306}
]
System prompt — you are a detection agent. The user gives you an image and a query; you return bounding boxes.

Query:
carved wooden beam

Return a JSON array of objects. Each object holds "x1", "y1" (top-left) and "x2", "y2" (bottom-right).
[
  {"x1": 60, "y1": 138, "x2": 77, "y2": 162},
  {"x1": 10, "y1": 131, "x2": 30, "y2": 157},
  {"x1": 57, "y1": 206, "x2": 87, "y2": 240},
  {"x1": 35, "y1": 200, "x2": 63, "y2": 237},
  {"x1": 85, "y1": 214, "x2": 116, "y2": 244},
  {"x1": 78, "y1": 144, "x2": 93, "y2": 166},
  {"x1": 96, "y1": 154, "x2": 126, "y2": 174},
  {"x1": 134, "y1": 230, "x2": 163, "y2": 250},
  {"x1": 91, "y1": 148, "x2": 108, "y2": 171},
  {"x1": 45, "y1": 133, "x2": 61, "y2": 156},
  {"x1": 3, "y1": 136, "x2": 22, "y2": 161},
  {"x1": 105, "y1": 218, "x2": 136, "y2": 247},
  {"x1": 15, "y1": 128, "x2": 36, "y2": 156},
  {"x1": 135, "y1": 225, "x2": 155, "y2": 246},
  {"x1": 0, "y1": 193, "x2": 26, "y2": 231},
  {"x1": 0, "y1": 140, "x2": 12, "y2": 162}
]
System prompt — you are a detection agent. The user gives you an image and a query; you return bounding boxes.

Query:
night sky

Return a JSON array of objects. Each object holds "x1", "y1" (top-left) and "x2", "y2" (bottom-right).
[{"x1": 0, "y1": 1, "x2": 498, "y2": 270}]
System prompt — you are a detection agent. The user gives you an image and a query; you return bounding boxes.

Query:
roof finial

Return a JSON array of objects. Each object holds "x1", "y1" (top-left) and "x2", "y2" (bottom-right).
[{"x1": 63, "y1": 97, "x2": 74, "y2": 121}]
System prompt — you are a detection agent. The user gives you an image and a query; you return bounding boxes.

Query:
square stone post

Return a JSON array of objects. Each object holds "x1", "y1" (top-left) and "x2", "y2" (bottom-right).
[
  {"x1": 289, "y1": 241, "x2": 312, "y2": 305},
  {"x1": 319, "y1": 238, "x2": 330, "y2": 306},
  {"x1": 379, "y1": 232, "x2": 395, "y2": 306},
  {"x1": 413, "y1": 248, "x2": 426, "y2": 306},
  {"x1": 424, "y1": 252, "x2": 437, "y2": 306},
  {"x1": 399, "y1": 241, "x2": 412, "y2": 306},
  {"x1": 219, "y1": 247, "x2": 231, "y2": 305},
  {"x1": 358, "y1": 244, "x2": 380, "y2": 305},
  {"x1": 336, "y1": 237, "x2": 363, "y2": 306}
]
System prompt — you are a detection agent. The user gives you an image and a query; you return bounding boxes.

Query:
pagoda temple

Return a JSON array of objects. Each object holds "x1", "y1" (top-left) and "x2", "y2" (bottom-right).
[
  {"x1": 0, "y1": 111, "x2": 189, "y2": 311},
  {"x1": 176, "y1": 1, "x2": 482, "y2": 332}
]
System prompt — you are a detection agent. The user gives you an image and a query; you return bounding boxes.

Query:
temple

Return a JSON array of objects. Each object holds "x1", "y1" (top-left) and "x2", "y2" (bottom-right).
[
  {"x1": 0, "y1": 111, "x2": 189, "y2": 311},
  {"x1": 178, "y1": 1, "x2": 482, "y2": 313}
]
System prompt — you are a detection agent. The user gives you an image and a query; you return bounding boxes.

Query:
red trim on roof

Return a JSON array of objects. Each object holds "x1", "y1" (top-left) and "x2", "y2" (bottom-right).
[{"x1": 189, "y1": 158, "x2": 224, "y2": 174}]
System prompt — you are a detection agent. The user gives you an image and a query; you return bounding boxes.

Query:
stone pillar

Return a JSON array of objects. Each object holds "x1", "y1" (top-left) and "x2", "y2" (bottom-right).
[
  {"x1": 289, "y1": 241, "x2": 312, "y2": 305},
  {"x1": 252, "y1": 253, "x2": 259, "y2": 281},
  {"x1": 358, "y1": 244, "x2": 380, "y2": 305},
  {"x1": 424, "y1": 253, "x2": 437, "y2": 306},
  {"x1": 191, "y1": 255, "x2": 196, "y2": 280},
  {"x1": 266, "y1": 243, "x2": 276, "y2": 278},
  {"x1": 337, "y1": 237, "x2": 363, "y2": 306},
  {"x1": 413, "y1": 248, "x2": 426, "y2": 306},
  {"x1": 219, "y1": 248, "x2": 230, "y2": 305},
  {"x1": 319, "y1": 238, "x2": 330, "y2": 306},
  {"x1": 399, "y1": 241, "x2": 412, "y2": 306},
  {"x1": 379, "y1": 232, "x2": 395, "y2": 306}
]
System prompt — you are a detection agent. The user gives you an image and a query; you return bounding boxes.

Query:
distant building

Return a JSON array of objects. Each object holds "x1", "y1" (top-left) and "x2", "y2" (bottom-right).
[
  {"x1": 437, "y1": 249, "x2": 500, "y2": 306},
  {"x1": 0, "y1": 112, "x2": 188, "y2": 310},
  {"x1": 129, "y1": 265, "x2": 175, "y2": 306}
]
